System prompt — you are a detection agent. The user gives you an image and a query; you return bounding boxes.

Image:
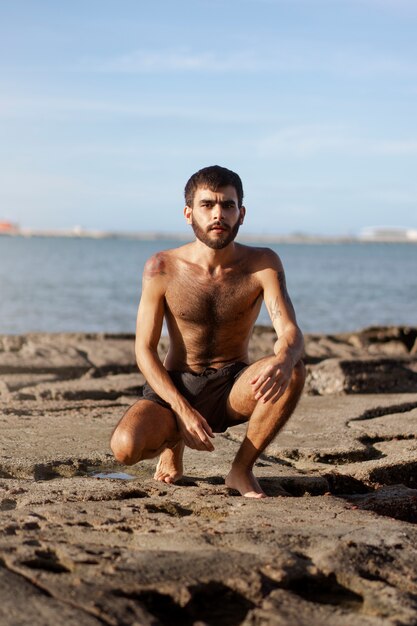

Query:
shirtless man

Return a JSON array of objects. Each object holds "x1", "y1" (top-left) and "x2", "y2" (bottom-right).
[{"x1": 111, "y1": 165, "x2": 305, "y2": 498}]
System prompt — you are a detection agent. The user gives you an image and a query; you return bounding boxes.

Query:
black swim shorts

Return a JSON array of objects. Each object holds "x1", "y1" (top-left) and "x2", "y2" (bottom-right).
[{"x1": 141, "y1": 362, "x2": 248, "y2": 432}]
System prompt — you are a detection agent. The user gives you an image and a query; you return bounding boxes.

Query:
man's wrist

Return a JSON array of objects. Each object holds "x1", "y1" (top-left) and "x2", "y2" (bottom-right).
[
  {"x1": 170, "y1": 394, "x2": 192, "y2": 418},
  {"x1": 274, "y1": 350, "x2": 294, "y2": 371},
  {"x1": 274, "y1": 339, "x2": 297, "y2": 367}
]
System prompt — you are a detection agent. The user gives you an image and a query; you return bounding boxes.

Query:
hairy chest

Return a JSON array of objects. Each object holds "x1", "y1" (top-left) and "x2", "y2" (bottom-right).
[{"x1": 165, "y1": 271, "x2": 262, "y2": 325}]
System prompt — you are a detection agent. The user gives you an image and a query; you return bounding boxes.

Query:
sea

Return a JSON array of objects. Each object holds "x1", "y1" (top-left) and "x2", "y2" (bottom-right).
[{"x1": 0, "y1": 236, "x2": 416, "y2": 335}]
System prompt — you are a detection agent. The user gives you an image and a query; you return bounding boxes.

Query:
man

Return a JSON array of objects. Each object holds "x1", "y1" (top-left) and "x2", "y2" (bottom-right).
[{"x1": 111, "y1": 165, "x2": 305, "y2": 498}]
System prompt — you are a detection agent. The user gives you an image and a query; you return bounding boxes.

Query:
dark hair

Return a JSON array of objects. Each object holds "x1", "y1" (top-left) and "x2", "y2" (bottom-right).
[{"x1": 184, "y1": 165, "x2": 244, "y2": 208}]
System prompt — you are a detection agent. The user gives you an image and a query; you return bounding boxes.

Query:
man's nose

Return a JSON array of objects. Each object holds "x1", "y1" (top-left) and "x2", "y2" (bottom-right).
[{"x1": 212, "y1": 203, "x2": 224, "y2": 220}]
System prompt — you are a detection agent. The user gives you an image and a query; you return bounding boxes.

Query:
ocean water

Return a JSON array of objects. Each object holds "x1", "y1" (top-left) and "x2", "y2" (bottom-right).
[{"x1": 0, "y1": 236, "x2": 416, "y2": 335}]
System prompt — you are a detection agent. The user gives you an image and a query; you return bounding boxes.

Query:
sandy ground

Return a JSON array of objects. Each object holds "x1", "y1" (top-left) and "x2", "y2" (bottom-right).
[{"x1": 1, "y1": 326, "x2": 417, "y2": 625}]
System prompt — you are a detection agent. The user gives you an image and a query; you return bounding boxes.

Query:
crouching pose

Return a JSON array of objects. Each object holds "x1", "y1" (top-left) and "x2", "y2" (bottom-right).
[{"x1": 111, "y1": 165, "x2": 305, "y2": 498}]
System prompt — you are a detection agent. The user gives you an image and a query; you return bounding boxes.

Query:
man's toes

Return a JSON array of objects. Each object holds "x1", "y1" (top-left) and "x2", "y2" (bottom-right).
[
  {"x1": 244, "y1": 491, "x2": 267, "y2": 499},
  {"x1": 154, "y1": 470, "x2": 176, "y2": 483}
]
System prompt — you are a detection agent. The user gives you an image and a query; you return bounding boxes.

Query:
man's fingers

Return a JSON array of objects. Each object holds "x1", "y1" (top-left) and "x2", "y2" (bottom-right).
[
  {"x1": 184, "y1": 438, "x2": 207, "y2": 451},
  {"x1": 184, "y1": 424, "x2": 215, "y2": 452},
  {"x1": 196, "y1": 416, "x2": 214, "y2": 441},
  {"x1": 262, "y1": 385, "x2": 282, "y2": 404},
  {"x1": 254, "y1": 376, "x2": 276, "y2": 399},
  {"x1": 252, "y1": 375, "x2": 272, "y2": 395},
  {"x1": 202, "y1": 438, "x2": 214, "y2": 451},
  {"x1": 251, "y1": 363, "x2": 292, "y2": 402},
  {"x1": 255, "y1": 375, "x2": 289, "y2": 402},
  {"x1": 251, "y1": 372, "x2": 272, "y2": 388},
  {"x1": 178, "y1": 412, "x2": 215, "y2": 451},
  {"x1": 179, "y1": 426, "x2": 200, "y2": 450},
  {"x1": 201, "y1": 419, "x2": 214, "y2": 438},
  {"x1": 195, "y1": 439, "x2": 214, "y2": 451},
  {"x1": 263, "y1": 379, "x2": 289, "y2": 404},
  {"x1": 197, "y1": 428, "x2": 215, "y2": 451}
]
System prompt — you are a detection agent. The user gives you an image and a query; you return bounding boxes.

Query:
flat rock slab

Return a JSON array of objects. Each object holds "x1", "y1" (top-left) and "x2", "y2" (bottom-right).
[
  {"x1": 2, "y1": 329, "x2": 417, "y2": 625},
  {"x1": 13, "y1": 372, "x2": 145, "y2": 402},
  {"x1": 228, "y1": 393, "x2": 417, "y2": 490},
  {"x1": 0, "y1": 333, "x2": 137, "y2": 375},
  {"x1": 306, "y1": 356, "x2": 417, "y2": 394}
]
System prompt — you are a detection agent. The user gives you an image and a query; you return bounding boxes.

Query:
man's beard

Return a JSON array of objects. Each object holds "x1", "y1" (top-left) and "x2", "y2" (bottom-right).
[{"x1": 191, "y1": 217, "x2": 241, "y2": 250}]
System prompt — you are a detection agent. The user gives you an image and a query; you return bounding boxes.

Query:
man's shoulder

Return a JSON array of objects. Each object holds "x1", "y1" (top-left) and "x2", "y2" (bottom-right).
[
  {"x1": 236, "y1": 243, "x2": 281, "y2": 269},
  {"x1": 143, "y1": 250, "x2": 171, "y2": 281},
  {"x1": 143, "y1": 244, "x2": 191, "y2": 279}
]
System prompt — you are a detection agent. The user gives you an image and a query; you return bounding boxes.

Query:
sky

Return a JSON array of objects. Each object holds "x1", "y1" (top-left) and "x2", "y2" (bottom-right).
[{"x1": 0, "y1": 0, "x2": 416, "y2": 236}]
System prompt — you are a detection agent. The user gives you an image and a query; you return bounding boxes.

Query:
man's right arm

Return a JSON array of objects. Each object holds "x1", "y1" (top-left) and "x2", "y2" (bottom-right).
[{"x1": 135, "y1": 254, "x2": 214, "y2": 451}]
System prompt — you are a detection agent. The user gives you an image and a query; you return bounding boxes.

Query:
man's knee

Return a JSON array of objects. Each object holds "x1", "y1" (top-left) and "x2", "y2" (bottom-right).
[
  {"x1": 110, "y1": 425, "x2": 142, "y2": 466},
  {"x1": 256, "y1": 356, "x2": 305, "y2": 394},
  {"x1": 292, "y1": 360, "x2": 306, "y2": 391}
]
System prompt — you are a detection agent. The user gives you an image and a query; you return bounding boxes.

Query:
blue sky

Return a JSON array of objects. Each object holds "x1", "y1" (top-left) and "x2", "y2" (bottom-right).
[{"x1": 1, "y1": 0, "x2": 416, "y2": 236}]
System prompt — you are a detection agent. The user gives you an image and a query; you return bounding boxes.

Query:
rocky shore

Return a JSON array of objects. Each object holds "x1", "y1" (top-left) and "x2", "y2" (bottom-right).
[{"x1": 1, "y1": 326, "x2": 417, "y2": 625}]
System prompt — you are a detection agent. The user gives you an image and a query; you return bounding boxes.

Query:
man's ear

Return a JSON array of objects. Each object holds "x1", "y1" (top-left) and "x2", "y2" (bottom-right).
[
  {"x1": 239, "y1": 206, "x2": 246, "y2": 224},
  {"x1": 184, "y1": 205, "x2": 193, "y2": 224}
]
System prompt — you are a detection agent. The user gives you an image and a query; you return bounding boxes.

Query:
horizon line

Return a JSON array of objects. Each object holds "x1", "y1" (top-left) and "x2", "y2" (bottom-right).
[{"x1": 1, "y1": 225, "x2": 417, "y2": 244}]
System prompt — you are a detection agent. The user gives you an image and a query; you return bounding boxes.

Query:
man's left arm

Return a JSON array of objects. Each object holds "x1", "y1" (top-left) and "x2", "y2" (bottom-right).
[{"x1": 251, "y1": 250, "x2": 304, "y2": 404}]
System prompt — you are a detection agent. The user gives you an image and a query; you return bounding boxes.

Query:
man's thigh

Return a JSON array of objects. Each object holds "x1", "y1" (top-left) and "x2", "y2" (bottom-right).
[{"x1": 226, "y1": 357, "x2": 274, "y2": 423}]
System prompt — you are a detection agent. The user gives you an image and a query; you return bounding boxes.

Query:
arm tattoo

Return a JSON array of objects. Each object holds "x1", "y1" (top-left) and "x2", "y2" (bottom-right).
[
  {"x1": 278, "y1": 271, "x2": 290, "y2": 302},
  {"x1": 268, "y1": 271, "x2": 291, "y2": 322},
  {"x1": 269, "y1": 296, "x2": 281, "y2": 322}
]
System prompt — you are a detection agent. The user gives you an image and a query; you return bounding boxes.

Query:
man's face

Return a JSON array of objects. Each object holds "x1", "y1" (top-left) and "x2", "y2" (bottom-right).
[{"x1": 184, "y1": 185, "x2": 245, "y2": 250}]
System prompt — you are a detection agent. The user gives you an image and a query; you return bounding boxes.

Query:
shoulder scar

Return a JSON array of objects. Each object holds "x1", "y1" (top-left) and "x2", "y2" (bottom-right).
[{"x1": 144, "y1": 255, "x2": 167, "y2": 280}]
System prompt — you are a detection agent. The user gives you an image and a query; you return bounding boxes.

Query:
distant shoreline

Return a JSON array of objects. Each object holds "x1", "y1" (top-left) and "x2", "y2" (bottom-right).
[{"x1": 1, "y1": 229, "x2": 417, "y2": 244}]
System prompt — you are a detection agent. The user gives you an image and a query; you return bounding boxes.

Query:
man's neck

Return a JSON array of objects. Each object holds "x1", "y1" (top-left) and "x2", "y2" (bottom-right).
[{"x1": 190, "y1": 240, "x2": 240, "y2": 271}]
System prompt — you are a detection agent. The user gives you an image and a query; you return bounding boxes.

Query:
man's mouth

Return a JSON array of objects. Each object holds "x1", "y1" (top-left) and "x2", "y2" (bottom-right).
[{"x1": 210, "y1": 224, "x2": 228, "y2": 232}]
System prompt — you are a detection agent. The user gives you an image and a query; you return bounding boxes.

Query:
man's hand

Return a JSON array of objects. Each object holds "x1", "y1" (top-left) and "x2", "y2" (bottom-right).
[
  {"x1": 175, "y1": 407, "x2": 215, "y2": 451},
  {"x1": 250, "y1": 357, "x2": 293, "y2": 404}
]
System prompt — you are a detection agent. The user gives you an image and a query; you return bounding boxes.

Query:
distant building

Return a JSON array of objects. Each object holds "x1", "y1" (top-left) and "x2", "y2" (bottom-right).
[
  {"x1": 0, "y1": 221, "x2": 19, "y2": 234},
  {"x1": 359, "y1": 227, "x2": 417, "y2": 242}
]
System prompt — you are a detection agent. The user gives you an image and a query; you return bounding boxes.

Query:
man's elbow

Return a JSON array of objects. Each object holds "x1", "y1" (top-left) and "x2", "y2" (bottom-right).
[
  {"x1": 135, "y1": 342, "x2": 158, "y2": 372},
  {"x1": 289, "y1": 322, "x2": 304, "y2": 348},
  {"x1": 135, "y1": 346, "x2": 147, "y2": 373},
  {"x1": 276, "y1": 321, "x2": 303, "y2": 345}
]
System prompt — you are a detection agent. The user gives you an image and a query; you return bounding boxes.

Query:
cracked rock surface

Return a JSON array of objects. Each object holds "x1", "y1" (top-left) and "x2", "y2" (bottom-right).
[{"x1": 1, "y1": 327, "x2": 417, "y2": 625}]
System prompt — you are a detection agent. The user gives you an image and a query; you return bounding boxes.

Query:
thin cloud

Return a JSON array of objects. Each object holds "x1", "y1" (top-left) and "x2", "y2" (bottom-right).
[
  {"x1": 3, "y1": 40, "x2": 413, "y2": 79},
  {"x1": 0, "y1": 169, "x2": 170, "y2": 210},
  {"x1": 208, "y1": 0, "x2": 415, "y2": 6},
  {"x1": 364, "y1": 188, "x2": 417, "y2": 204},
  {"x1": 93, "y1": 49, "x2": 259, "y2": 74},
  {"x1": 258, "y1": 125, "x2": 417, "y2": 158},
  {"x1": 85, "y1": 40, "x2": 417, "y2": 78},
  {"x1": 375, "y1": 140, "x2": 417, "y2": 155},
  {"x1": 240, "y1": 0, "x2": 417, "y2": 9},
  {"x1": 258, "y1": 125, "x2": 356, "y2": 158},
  {"x1": 359, "y1": 0, "x2": 417, "y2": 10},
  {"x1": 0, "y1": 95, "x2": 256, "y2": 124}
]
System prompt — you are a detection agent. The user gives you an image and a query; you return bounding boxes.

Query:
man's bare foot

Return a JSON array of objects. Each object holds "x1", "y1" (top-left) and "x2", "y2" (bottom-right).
[
  {"x1": 225, "y1": 465, "x2": 267, "y2": 498},
  {"x1": 154, "y1": 441, "x2": 184, "y2": 484}
]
